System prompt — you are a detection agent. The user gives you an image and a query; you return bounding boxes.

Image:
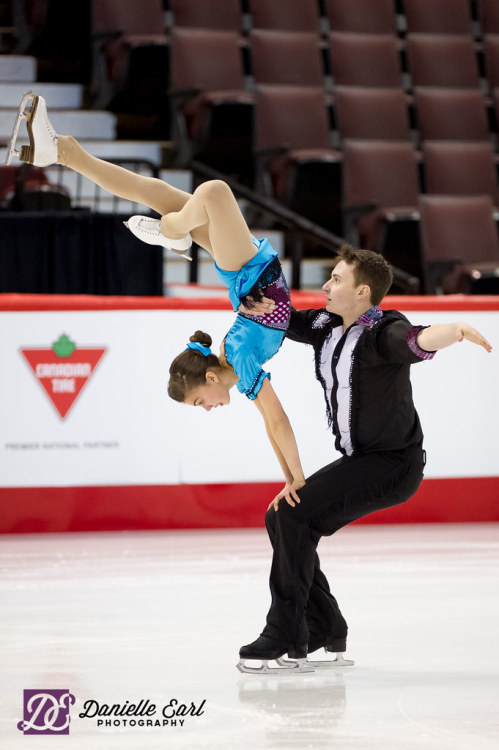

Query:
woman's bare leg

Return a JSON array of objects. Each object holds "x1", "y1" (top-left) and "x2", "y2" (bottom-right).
[
  {"x1": 57, "y1": 136, "x2": 212, "y2": 252},
  {"x1": 160, "y1": 180, "x2": 256, "y2": 271}
]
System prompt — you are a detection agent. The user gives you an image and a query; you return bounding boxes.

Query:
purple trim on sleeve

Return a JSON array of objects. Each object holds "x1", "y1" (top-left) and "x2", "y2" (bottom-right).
[
  {"x1": 406, "y1": 326, "x2": 436, "y2": 360},
  {"x1": 355, "y1": 305, "x2": 383, "y2": 328}
]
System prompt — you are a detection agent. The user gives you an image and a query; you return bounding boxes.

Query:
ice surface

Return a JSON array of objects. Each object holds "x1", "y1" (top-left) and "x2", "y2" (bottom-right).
[{"x1": 1, "y1": 523, "x2": 498, "y2": 749}]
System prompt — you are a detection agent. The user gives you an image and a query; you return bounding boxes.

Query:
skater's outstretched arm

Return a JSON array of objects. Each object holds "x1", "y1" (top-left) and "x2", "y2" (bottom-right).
[
  {"x1": 254, "y1": 379, "x2": 306, "y2": 509},
  {"x1": 417, "y1": 322, "x2": 492, "y2": 353}
]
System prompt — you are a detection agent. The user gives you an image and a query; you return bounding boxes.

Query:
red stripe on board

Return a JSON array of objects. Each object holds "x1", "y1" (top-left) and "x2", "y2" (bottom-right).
[
  {"x1": 0, "y1": 292, "x2": 234, "y2": 311},
  {"x1": 0, "y1": 477, "x2": 497, "y2": 534},
  {"x1": 1, "y1": 293, "x2": 499, "y2": 312}
]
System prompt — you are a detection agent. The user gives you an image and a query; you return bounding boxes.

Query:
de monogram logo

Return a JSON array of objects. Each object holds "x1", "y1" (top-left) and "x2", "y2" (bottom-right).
[
  {"x1": 17, "y1": 690, "x2": 76, "y2": 735},
  {"x1": 17, "y1": 689, "x2": 207, "y2": 735}
]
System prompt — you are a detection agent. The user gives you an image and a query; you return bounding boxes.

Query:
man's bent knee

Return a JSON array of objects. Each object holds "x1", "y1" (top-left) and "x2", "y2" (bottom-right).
[{"x1": 265, "y1": 507, "x2": 276, "y2": 537}]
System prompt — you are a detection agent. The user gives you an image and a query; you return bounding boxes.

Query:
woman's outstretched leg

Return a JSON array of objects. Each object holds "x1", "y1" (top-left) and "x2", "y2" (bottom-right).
[
  {"x1": 57, "y1": 136, "x2": 212, "y2": 252},
  {"x1": 10, "y1": 93, "x2": 253, "y2": 266},
  {"x1": 57, "y1": 136, "x2": 188, "y2": 215},
  {"x1": 59, "y1": 144, "x2": 256, "y2": 270},
  {"x1": 8, "y1": 92, "x2": 213, "y2": 251}
]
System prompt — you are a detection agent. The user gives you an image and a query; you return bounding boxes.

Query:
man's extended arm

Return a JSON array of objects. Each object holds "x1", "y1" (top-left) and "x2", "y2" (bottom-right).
[{"x1": 417, "y1": 322, "x2": 492, "y2": 353}]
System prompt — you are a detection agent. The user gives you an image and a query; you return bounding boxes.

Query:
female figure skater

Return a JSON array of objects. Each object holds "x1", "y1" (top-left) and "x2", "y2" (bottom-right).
[{"x1": 7, "y1": 92, "x2": 305, "y2": 506}]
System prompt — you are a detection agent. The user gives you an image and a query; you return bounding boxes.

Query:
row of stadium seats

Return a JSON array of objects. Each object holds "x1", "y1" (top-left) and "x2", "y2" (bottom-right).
[{"x1": 2, "y1": 0, "x2": 499, "y2": 295}]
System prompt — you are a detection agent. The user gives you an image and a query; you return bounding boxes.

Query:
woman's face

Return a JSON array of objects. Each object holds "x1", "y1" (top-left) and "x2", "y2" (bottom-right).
[{"x1": 185, "y1": 372, "x2": 231, "y2": 412}]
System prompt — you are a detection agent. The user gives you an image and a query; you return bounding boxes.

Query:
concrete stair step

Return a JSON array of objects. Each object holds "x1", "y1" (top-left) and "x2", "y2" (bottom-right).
[
  {"x1": 68, "y1": 198, "x2": 153, "y2": 214},
  {"x1": 0, "y1": 55, "x2": 36, "y2": 82},
  {"x1": 0, "y1": 82, "x2": 83, "y2": 108},
  {"x1": 0, "y1": 109, "x2": 116, "y2": 141},
  {"x1": 159, "y1": 169, "x2": 192, "y2": 194}
]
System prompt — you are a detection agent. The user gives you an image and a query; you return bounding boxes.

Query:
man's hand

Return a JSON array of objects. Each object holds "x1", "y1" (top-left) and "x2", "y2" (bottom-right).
[
  {"x1": 238, "y1": 294, "x2": 275, "y2": 316},
  {"x1": 417, "y1": 321, "x2": 492, "y2": 353},
  {"x1": 456, "y1": 323, "x2": 492, "y2": 352},
  {"x1": 268, "y1": 480, "x2": 306, "y2": 512}
]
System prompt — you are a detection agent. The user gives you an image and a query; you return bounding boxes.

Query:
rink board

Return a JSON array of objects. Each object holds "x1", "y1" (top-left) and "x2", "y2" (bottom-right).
[{"x1": 0, "y1": 293, "x2": 498, "y2": 533}]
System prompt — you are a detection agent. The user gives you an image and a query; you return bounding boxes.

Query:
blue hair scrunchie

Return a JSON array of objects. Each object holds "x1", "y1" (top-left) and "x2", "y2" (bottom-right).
[{"x1": 186, "y1": 342, "x2": 212, "y2": 357}]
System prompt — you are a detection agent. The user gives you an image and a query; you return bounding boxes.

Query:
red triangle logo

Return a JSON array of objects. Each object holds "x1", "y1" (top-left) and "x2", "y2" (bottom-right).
[{"x1": 21, "y1": 335, "x2": 107, "y2": 419}]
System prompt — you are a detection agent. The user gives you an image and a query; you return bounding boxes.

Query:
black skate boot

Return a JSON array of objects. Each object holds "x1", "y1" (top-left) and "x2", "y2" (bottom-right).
[
  {"x1": 303, "y1": 632, "x2": 354, "y2": 668},
  {"x1": 308, "y1": 633, "x2": 347, "y2": 654},
  {"x1": 237, "y1": 635, "x2": 312, "y2": 674}
]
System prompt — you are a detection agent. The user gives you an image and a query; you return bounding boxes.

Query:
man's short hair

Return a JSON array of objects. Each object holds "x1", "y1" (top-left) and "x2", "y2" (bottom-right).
[{"x1": 335, "y1": 244, "x2": 393, "y2": 305}]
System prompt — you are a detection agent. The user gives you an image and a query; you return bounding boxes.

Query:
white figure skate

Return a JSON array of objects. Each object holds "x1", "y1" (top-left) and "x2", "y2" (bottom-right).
[
  {"x1": 6, "y1": 91, "x2": 58, "y2": 167},
  {"x1": 124, "y1": 216, "x2": 193, "y2": 260}
]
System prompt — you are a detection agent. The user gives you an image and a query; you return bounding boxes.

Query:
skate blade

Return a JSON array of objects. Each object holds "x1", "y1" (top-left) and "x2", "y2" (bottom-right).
[
  {"x1": 277, "y1": 653, "x2": 354, "y2": 669},
  {"x1": 170, "y1": 247, "x2": 193, "y2": 262},
  {"x1": 5, "y1": 91, "x2": 36, "y2": 165},
  {"x1": 237, "y1": 658, "x2": 315, "y2": 675}
]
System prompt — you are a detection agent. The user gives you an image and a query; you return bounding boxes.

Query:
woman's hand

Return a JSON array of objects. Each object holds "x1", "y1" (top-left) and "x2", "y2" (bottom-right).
[{"x1": 268, "y1": 480, "x2": 306, "y2": 512}]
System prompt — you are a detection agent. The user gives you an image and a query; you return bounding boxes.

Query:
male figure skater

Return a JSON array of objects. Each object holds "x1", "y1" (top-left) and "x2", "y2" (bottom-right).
[{"x1": 237, "y1": 245, "x2": 492, "y2": 673}]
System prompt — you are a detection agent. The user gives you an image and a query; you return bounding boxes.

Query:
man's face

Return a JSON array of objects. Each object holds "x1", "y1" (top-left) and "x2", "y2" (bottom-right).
[{"x1": 322, "y1": 260, "x2": 361, "y2": 316}]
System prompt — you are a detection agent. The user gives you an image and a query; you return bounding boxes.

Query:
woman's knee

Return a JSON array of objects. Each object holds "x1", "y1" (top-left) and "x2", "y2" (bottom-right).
[{"x1": 195, "y1": 179, "x2": 233, "y2": 207}]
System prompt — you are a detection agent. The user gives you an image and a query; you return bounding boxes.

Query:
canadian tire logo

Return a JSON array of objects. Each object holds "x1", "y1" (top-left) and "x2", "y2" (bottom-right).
[{"x1": 21, "y1": 334, "x2": 107, "y2": 419}]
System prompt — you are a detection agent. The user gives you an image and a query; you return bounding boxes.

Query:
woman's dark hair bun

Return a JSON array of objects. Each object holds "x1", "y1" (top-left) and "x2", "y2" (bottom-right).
[
  {"x1": 168, "y1": 329, "x2": 219, "y2": 402},
  {"x1": 189, "y1": 330, "x2": 212, "y2": 348}
]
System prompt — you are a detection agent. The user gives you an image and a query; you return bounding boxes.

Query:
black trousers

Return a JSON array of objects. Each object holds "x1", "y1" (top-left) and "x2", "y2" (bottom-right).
[{"x1": 262, "y1": 444, "x2": 426, "y2": 648}]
